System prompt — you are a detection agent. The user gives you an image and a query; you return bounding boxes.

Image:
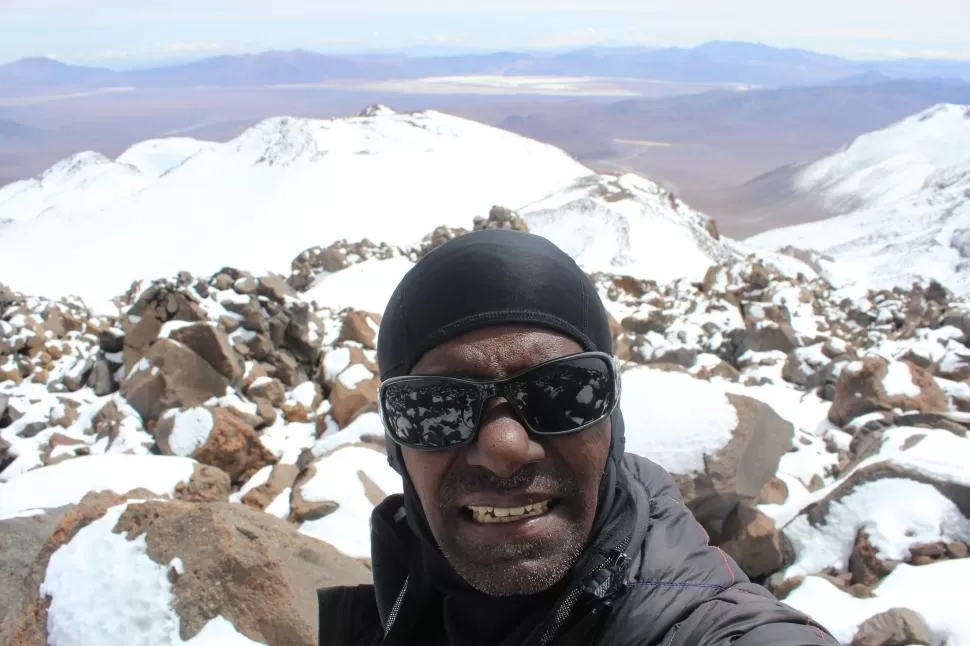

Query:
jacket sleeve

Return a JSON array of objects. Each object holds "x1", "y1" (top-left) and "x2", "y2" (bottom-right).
[
  {"x1": 619, "y1": 455, "x2": 838, "y2": 646},
  {"x1": 664, "y1": 583, "x2": 839, "y2": 646}
]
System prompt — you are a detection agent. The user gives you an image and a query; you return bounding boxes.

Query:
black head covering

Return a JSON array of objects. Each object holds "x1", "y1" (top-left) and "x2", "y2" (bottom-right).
[{"x1": 375, "y1": 229, "x2": 630, "y2": 643}]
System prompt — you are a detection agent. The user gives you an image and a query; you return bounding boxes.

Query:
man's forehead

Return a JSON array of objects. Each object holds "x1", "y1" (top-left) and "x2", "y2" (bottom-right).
[{"x1": 410, "y1": 325, "x2": 583, "y2": 378}]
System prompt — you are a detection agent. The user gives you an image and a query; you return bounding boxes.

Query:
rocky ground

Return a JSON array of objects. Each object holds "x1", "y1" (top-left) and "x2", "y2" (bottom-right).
[{"x1": 1, "y1": 208, "x2": 968, "y2": 645}]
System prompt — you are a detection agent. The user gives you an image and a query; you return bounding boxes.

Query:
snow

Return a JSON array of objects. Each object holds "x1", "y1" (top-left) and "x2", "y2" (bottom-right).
[
  {"x1": 116, "y1": 137, "x2": 214, "y2": 179},
  {"x1": 620, "y1": 366, "x2": 738, "y2": 473},
  {"x1": 297, "y1": 445, "x2": 403, "y2": 558},
  {"x1": 0, "y1": 109, "x2": 594, "y2": 303},
  {"x1": 785, "y1": 560, "x2": 970, "y2": 645},
  {"x1": 746, "y1": 104, "x2": 970, "y2": 295},
  {"x1": 0, "y1": 455, "x2": 197, "y2": 520},
  {"x1": 289, "y1": 381, "x2": 319, "y2": 409},
  {"x1": 164, "y1": 407, "x2": 214, "y2": 457},
  {"x1": 40, "y1": 502, "x2": 265, "y2": 646},
  {"x1": 303, "y1": 257, "x2": 414, "y2": 314},
  {"x1": 337, "y1": 363, "x2": 374, "y2": 390},
  {"x1": 314, "y1": 411, "x2": 385, "y2": 455},
  {"x1": 521, "y1": 173, "x2": 738, "y2": 282},
  {"x1": 783, "y1": 478, "x2": 970, "y2": 578},
  {"x1": 881, "y1": 361, "x2": 921, "y2": 398}
]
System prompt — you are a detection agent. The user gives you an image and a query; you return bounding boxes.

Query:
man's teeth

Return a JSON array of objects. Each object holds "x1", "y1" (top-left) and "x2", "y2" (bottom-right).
[{"x1": 466, "y1": 500, "x2": 551, "y2": 523}]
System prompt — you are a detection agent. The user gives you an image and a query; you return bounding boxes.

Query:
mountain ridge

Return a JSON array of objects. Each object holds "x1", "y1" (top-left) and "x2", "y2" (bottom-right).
[{"x1": 4, "y1": 41, "x2": 970, "y2": 90}]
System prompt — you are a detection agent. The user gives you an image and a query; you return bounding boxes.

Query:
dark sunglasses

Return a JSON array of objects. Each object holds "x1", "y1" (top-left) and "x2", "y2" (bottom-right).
[{"x1": 378, "y1": 351, "x2": 621, "y2": 451}]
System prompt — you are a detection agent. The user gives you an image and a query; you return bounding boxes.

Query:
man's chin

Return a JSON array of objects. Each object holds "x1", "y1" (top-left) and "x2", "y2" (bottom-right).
[{"x1": 436, "y1": 510, "x2": 586, "y2": 596}]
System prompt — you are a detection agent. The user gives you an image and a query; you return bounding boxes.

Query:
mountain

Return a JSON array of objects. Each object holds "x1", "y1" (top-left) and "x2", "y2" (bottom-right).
[
  {"x1": 0, "y1": 57, "x2": 115, "y2": 87},
  {"x1": 0, "y1": 106, "x2": 740, "y2": 306},
  {"x1": 3, "y1": 41, "x2": 970, "y2": 92},
  {"x1": 746, "y1": 103, "x2": 970, "y2": 293}
]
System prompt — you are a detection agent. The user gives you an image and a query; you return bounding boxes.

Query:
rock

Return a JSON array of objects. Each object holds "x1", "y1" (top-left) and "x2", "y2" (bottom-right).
[
  {"x1": 757, "y1": 477, "x2": 789, "y2": 505},
  {"x1": 246, "y1": 376, "x2": 286, "y2": 407},
  {"x1": 120, "y1": 338, "x2": 230, "y2": 422},
  {"x1": 155, "y1": 407, "x2": 276, "y2": 486},
  {"x1": 173, "y1": 463, "x2": 231, "y2": 503},
  {"x1": 98, "y1": 327, "x2": 125, "y2": 354},
  {"x1": 338, "y1": 310, "x2": 382, "y2": 350},
  {"x1": 0, "y1": 489, "x2": 162, "y2": 645},
  {"x1": 284, "y1": 304, "x2": 326, "y2": 365},
  {"x1": 257, "y1": 273, "x2": 298, "y2": 302},
  {"x1": 849, "y1": 530, "x2": 899, "y2": 587},
  {"x1": 169, "y1": 322, "x2": 244, "y2": 382},
  {"x1": 290, "y1": 463, "x2": 339, "y2": 522},
  {"x1": 684, "y1": 393, "x2": 794, "y2": 540},
  {"x1": 719, "y1": 501, "x2": 794, "y2": 579},
  {"x1": 0, "y1": 509, "x2": 70, "y2": 628},
  {"x1": 86, "y1": 356, "x2": 116, "y2": 396},
  {"x1": 850, "y1": 608, "x2": 932, "y2": 646},
  {"x1": 329, "y1": 364, "x2": 380, "y2": 428},
  {"x1": 242, "y1": 464, "x2": 300, "y2": 510},
  {"x1": 120, "y1": 500, "x2": 372, "y2": 645},
  {"x1": 829, "y1": 357, "x2": 948, "y2": 427}
]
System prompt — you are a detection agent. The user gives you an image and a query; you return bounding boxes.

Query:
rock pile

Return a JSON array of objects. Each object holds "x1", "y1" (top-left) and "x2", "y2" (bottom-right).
[{"x1": 2, "y1": 213, "x2": 969, "y2": 644}]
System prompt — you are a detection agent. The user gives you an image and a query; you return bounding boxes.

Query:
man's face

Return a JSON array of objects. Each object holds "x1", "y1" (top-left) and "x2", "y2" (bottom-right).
[{"x1": 401, "y1": 324, "x2": 612, "y2": 596}]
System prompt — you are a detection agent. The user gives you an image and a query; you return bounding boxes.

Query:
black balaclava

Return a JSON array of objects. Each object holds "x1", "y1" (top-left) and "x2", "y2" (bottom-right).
[{"x1": 376, "y1": 229, "x2": 629, "y2": 643}]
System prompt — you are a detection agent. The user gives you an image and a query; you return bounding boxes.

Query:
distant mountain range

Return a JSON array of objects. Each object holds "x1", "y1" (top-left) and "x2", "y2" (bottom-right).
[{"x1": 3, "y1": 41, "x2": 970, "y2": 90}]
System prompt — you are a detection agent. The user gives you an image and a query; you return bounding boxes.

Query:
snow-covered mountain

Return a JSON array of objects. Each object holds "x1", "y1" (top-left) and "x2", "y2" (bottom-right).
[
  {"x1": 747, "y1": 104, "x2": 970, "y2": 294},
  {"x1": 0, "y1": 105, "x2": 743, "y2": 307}
]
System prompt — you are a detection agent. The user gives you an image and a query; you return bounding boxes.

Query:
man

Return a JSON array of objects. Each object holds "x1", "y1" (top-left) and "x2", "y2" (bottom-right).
[{"x1": 319, "y1": 229, "x2": 835, "y2": 645}]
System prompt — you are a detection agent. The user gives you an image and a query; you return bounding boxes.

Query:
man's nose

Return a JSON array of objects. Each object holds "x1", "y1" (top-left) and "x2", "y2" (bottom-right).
[{"x1": 464, "y1": 397, "x2": 546, "y2": 478}]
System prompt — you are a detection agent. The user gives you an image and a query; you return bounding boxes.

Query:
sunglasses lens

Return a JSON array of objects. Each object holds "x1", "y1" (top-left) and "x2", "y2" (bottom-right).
[
  {"x1": 505, "y1": 355, "x2": 615, "y2": 434},
  {"x1": 381, "y1": 379, "x2": 480, "y2": 449}
]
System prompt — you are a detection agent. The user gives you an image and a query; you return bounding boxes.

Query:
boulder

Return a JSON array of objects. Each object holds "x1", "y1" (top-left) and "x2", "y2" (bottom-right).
[
  {"x1": 330, "y1": 364, "x2": 380, "y2": 428},
  {"x1": 155, "y1": 407, "x2": 276, "y2": 486},
  {"x1": 850, "y1": 608, "x2": 932, "y2": 646},
  {"x1": 168, "y1": 322, "x2": 244, "y2": 382},
  {"x1": 120, "y1": 338, "x2": 229, "y2": 422},
  {"x1": 719, "y1": 501, "x2": 794, "y2": 579},
  {"x1": 241, "y1": 464, "x2": 300, "y2": 511},
  {"x1": 829, "y1": 357, "x2": 948, "y2": 427},
  {"x1": 685, "y1": 393, "x2": 795, "y2": 539},
  {"x1": 338, "y1": 310, "x2": 382, "y2": 350}
]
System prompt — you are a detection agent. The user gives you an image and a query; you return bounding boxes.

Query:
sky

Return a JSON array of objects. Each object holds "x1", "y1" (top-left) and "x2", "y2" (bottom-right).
[{"x1": 1, "y1": 0, "x2": 969, "y2": 66}]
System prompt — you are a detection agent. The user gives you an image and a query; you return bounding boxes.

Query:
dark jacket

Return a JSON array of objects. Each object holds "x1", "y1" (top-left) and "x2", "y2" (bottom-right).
[{"x1": 318, "y1": 453, "x2": 836, "y2": 645}]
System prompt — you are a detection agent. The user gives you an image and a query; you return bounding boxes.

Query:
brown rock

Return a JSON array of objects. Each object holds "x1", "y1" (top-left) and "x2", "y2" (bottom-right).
[
  {"x1": 257, "y1": 273, "x2": 298, "y2": 302},
  {"x1": 330, "y1": 364, "x2": 379, "y2": 428},
  {"x1": 290, "y1": 464, "x2": 339, "y2": 522},
  {"x1": 757, "y1": 477, "x2": 789, "y2": 505},
  {"x1": 122, "y1": 311, "x2": 164, "y2": 373},
  {"x1": 850, "y1": 608, "x2": 932, "y2": 646},
  {"x1": 120, "y1": 338, "x2": 229, "y2": 422},
  {"x1": 849, "y1": 530, "x2": 898, "y2": 587},
  {"x1": 719, "y1": 501, "x2": 794, "y2": 579},
  {"x1": 908, "y1": 542, "x2": 946, "y2": 561},
  {"x1": 338, "y1": 310, "x2": 382, "y2": 350},
  {"x1": 0, "y1": 489, "x2": 163, "y2": 646},
  {"x1": 173, "y1": 463, "x2": 231, "y2": 503},
  {"x1": 169, "y1": 322, "x2": 244, "y2": 383},
  {"x1": 187, "y1": 408, "x2": 276, "y2": 485},
  {"x1": 828, "y1": 357, "x2": 948, "y2": 427},
  {"x1": 242, "y1": 464, "x2": 300, "y2": 510},
  {"x1": 247, "y1": 377, "x2": 285, "y2": 406},
  {"x1": 252, "y1": 397, "x2": 277, "y2": 428},
  {"x1": 684, "y1": 393, "x2": 794, "y2": 541},
  {"x1": 282, "y1": 401, "x2": 310, "y2": 423},
  {"x1": 111, "y1": 500, "x2": 371, "y2": 646}
]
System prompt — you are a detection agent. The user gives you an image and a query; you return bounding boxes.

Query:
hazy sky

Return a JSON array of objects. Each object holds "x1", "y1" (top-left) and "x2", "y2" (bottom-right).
[{"x1": 1, "y1": 0, "x2": 968, "y2": 66}]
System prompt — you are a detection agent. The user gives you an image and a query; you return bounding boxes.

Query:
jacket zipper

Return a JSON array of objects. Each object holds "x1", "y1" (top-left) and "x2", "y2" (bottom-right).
[
  {"x1": 535, "y1": 537, "x2": 632, "y2": 646},
  {"x1": 382, "y1": 575, "x2": 410, "y2": 636}
]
